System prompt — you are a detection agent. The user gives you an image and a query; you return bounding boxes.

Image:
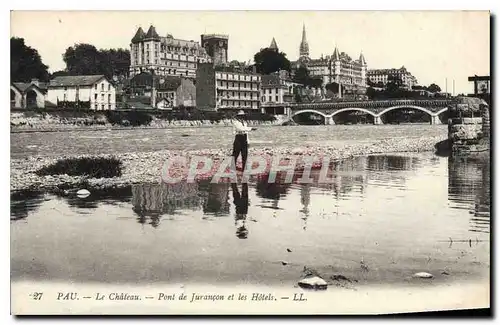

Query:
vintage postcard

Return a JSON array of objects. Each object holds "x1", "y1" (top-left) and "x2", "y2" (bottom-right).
[{"x1": 10, "y1": 10, "x2": 491, "y2": 315}]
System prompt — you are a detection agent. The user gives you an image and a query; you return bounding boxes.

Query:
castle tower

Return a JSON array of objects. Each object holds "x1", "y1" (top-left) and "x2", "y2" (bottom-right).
[
  {"x1": 201, "y1": 34, "x2": 229, "y2": 66},
  {"x1": 299, "y1": 24, "x2": 309, "y2": 59}
]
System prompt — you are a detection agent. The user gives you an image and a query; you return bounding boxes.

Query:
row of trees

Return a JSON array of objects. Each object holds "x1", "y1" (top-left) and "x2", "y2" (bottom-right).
[{"x1": 11, "y1": 37, "x2": 131, "y2": 83}]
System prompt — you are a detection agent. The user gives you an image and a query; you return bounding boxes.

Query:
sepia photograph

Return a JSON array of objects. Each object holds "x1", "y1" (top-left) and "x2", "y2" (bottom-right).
[{"x1": 9, "y1": 9, "x2": 491, "y2": 316}]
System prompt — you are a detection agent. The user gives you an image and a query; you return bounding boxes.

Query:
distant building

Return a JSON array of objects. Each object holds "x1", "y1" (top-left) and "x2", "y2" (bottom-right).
[
  {"x1": 367, "y1": 66, "x2": 418, "y2": 90},
  {"x1": 129, "y1": 25, "x2": 211, "y2": 79},
  {"x1": 260, "y1": 71, "x2": 300, "y2": 115},
  {"x1": 292, "y1": 24, "x2": 367, "y2": 94},
  {"x1": 196, "y1": 63, "x2": 261, "y2": 111},
  {"x1": 11, "y1": 79, "x2": 48, "y2": 109},
  {"x1": 47, "y1": 75, "x2": 116, "y2": 110},
  {"x1": 201, "y1": 34, "x2": 229, "y2": 66},
  {"x1": 127, "y1": 72, "x2": 196, "y2": 109}
]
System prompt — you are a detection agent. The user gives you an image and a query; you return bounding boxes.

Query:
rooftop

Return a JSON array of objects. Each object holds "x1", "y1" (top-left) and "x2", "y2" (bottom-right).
[
  {"x1": 12, "y1": 81, "x2": 48, "y2": 92},
  {"x1": 49, "y1": 75, "x2": 107, "y2": 87},
  {"x1": 201, "y1": 34, "x2": 229, "y2": 40}
]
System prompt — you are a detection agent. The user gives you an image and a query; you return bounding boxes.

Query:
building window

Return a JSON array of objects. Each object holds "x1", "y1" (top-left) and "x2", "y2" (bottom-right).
[
  {"x1": 146, "y1": 44, "x2": 149, "y2": 49},
  {"x1": 101, "y1": 104, "x2": 105, "y2": 110},
  {"x1": 108, "y1": 84, "x2": 111, "y2": 91},
  {"x1": 63, "y1": 93, "x2": 67, "y2": 101},
  {"x1": 108, "y1": 94, "x2": 111, "y2": 103},
  {"x1": 186, "y1": 70, "x2": 188, "y2": 76},
  {"x1": 95, "y1": 103, "x2": 98, "y2": 110},
  {"x1": 94, "y1": 94, "x2": 98, "y2": 100},
  {"x1": 276, "y1": 95, "x2": 279, "y2": 101},
  {"x1": 108, "y1": 104, "x2": 111, "y2": 110},
  {"x1": 101, "y1": 83, "x2": 104, "y2": 91}
]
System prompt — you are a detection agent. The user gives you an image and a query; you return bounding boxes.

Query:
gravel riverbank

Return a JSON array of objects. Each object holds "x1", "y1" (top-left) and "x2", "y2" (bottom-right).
[{"x1": 11, "y1": 135, "x2": 444, "y2": 193}]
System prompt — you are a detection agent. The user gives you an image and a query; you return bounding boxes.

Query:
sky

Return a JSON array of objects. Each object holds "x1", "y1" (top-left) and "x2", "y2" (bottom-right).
[{"x1": 10, "y1": 10, "x2": 490, "y2": 94}]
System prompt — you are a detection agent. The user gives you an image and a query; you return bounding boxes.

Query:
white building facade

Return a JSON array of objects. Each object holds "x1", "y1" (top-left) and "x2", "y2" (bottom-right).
[{"x1": 47, "y1": 75, "x2": 116, "y2": 110}]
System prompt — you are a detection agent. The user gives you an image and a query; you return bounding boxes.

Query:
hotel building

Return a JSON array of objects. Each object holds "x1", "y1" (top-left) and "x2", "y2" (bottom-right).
[
  {"x1": 367, "y1": 66, "x2": 418, "y2": 90},
  {"x1": 196, "y1": 63, "x2": 261, "y2": 111},
  {"x1": 292, "y1": 24, "x2": 368, "y2": 93}
]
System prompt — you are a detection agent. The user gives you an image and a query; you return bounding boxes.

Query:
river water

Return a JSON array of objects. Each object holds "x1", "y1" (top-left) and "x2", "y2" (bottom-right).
[{"x1": 11, "y1": 152, "x2": 490, "y2": 289}]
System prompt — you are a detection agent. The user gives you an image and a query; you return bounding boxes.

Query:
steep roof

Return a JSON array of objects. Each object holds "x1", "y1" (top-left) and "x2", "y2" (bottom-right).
[
  {"x1": 332, "y1": 47, "x2": 340, "y2": 60},
  {"x1": 12, "y1": 81, "x2": 48, "y2": 93},
  {"x1": 49, "y1": 75, "x2": 106, "y2": 87},
  {"x1": 269, "y1": 37, "x2": 278, "y2": 50},
  {"x1": 12, "y1": 82, "x2": 30, "y2": 93},
  {"x1": 129, "y1": 72, "x2": 184, "y2": 91},
  {"x1": 359, "y1": 52, "x2": 366, "y2": 65},
  {"x1": 131, "y1": 27, "x2": 146, "y2": 43},
  {"x1": 145, "y1": 25, "x2": 160, "y2": 40},
  {"x1": 261, "y1": 74, "x2": 287, "y2": 88},
  {"x1": 157, "y1": 76, "x2": 182, "y2": 91}
]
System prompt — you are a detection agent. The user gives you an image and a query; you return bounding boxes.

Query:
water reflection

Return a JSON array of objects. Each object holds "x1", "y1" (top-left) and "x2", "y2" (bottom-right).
[
  {"x1": 11, "y1": 153, "x2": 491, "y2": 286},
  {"x1": 64, "y1": 187, "x2": 132, "y2": 212},
  {"x1": 255, "y1": 174, "x2": 292, "y2": 210},
  {"x1": 10, "y1": 153, "x2": 490, "y2": 239},
  {"x1": 198, "y1": 181, "x2": 230, "y2": 217},
  {"x1": 300, "y1": 184, "x2": 311, "y2": 230},
  {"x1": 10, "y1": 190, "x2": 45, "y2": 221},
  {"x1": 131, "y1": 182, "x2": 202, "y2": 227},
  {"x1": 232, "y1": 183, "x2": 249, "y2": 239},
  {"x1": 448, "y1": 155, "x2": 491, "y2": 234},
  {"x1": 367, "y1": 155, "x2": 421, "y2": 171}
]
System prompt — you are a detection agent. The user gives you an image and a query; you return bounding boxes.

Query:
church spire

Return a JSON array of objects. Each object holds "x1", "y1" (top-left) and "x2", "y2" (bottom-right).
[
  {"x1": 333, "y1": 46, "x2": 340, "y2": 60},
  {"x1": 269, "y1": 37, "x2": 278, "y2": 51},
  {"x1": 299, "y1": 23, "x2": 309, "y2": 58},
  {"x1": 359, "y1": 51, "x2": 367, "y2": 65}
]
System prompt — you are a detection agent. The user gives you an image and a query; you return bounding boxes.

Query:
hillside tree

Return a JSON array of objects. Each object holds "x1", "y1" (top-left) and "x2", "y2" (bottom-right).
[
  {"x1": 253, "y1": 48, "x2": 291, "y2": 75},
  {"x1": 11, "y1": 37, "x2": 50, "y2": 82}
]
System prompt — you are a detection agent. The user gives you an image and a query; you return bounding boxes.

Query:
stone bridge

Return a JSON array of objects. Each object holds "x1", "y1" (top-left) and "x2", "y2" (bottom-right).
[{"x1": 289, "y1": 99, "x2": 454, "y2": 125}]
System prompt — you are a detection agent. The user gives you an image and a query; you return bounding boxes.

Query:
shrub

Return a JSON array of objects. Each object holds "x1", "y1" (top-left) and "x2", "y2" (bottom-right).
[
  {"x1": 35, "y1": 157, "x2": 122, "y2": 178},
  {"x1": 104, "y1": 111, "x2": 153, "y2": 126}
]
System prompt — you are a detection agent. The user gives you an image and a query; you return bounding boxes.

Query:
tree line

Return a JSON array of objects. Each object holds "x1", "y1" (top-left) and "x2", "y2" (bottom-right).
[{"x1": 11, "y1": 37, "x2": 130, "y2": 83}]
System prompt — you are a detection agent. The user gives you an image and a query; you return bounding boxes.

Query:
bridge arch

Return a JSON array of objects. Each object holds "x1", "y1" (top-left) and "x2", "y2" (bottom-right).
[
  {"x1": 436, "y1": 107, "x2": 449, "y2": 116},
  {"x1": 292, "y1": 109, "x2": 328, "y2": 118},
  {"x1": 378, "y1": 105, "x2": 436, "y2": 117},
  {"x1": 329, "y1": 107, "x2": 377, "y2": 118}
]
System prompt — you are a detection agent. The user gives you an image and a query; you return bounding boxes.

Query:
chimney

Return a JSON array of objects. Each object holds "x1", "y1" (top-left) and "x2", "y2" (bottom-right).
[
  {"x1": 31, "y1": 78, "x2": 39, "y2": 87},
  {"x1": 252, "y1": 65, "x2": 257, "y2": 74}
]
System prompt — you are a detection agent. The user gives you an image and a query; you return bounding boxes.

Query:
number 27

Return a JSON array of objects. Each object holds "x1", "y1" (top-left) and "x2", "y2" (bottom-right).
[{"x1": 32, "y1": 292, "x2": 43, "y2": 300}]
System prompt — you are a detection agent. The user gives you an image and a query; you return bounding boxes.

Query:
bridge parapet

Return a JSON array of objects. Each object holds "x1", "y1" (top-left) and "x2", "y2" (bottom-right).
[{"x1": 290, "y1": 99, "x2": 454, "y2": 114}]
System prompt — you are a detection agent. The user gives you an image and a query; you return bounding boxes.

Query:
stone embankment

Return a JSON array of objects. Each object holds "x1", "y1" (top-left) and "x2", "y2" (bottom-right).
[
  {"x1": 11, "y1": 135, "x2": 444, "y2": 192},
  {"x1": 10, "y1": 112, "x2": 279, "y2": 132}
]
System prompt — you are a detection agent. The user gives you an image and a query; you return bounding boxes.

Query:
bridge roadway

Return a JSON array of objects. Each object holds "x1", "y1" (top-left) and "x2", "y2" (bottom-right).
[{"x1": 288, "y1": 99, "x2": 454, "y2": 125}]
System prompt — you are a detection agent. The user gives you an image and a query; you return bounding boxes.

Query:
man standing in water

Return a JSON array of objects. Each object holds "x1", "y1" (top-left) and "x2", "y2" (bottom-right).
[{"x1": 232, "y1": 110, "x2": 256, "y2": 171}]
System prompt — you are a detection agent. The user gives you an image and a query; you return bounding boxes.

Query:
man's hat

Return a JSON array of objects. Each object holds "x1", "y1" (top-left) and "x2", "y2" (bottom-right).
[{"x1": 236, "y1": 110, "x2": 245, "y2": 116}]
